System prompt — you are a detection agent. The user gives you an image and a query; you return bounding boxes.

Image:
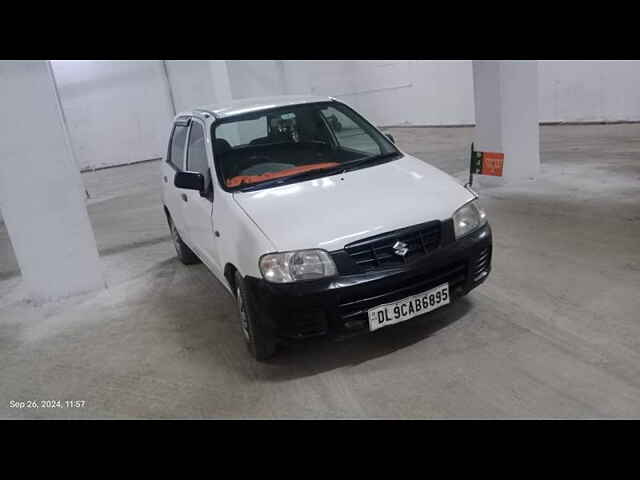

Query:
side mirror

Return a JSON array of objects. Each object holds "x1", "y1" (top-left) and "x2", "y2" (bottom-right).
[
  {"x1": 385, "y1": 133, "x2": 395, "y2": 144},
  {"x1": 174, "y1": 171, "x2": 204, "y2": 191}
]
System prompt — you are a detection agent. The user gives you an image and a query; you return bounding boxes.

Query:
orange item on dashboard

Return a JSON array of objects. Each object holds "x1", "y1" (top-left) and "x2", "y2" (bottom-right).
[{"x1": 226, "y1": 162, "x2": 340, "y2": 188}]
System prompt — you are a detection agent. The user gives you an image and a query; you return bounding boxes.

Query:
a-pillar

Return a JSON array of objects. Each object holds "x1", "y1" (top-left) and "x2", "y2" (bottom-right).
[
  {"x1": 472, "y1": 60, "x2": 540, "y2": 185},
  {"x1": 0, "y1": 61, "x2": 104, "y2": 302}
]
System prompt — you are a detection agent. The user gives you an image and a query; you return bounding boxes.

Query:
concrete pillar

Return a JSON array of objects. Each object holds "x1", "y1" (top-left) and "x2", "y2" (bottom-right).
[
  {"x1": 0, "y1": 61, "x2": 104, "y2": 302},
  {"x1": 472, "y1": 60, "x2": 540, "y2": 184}
]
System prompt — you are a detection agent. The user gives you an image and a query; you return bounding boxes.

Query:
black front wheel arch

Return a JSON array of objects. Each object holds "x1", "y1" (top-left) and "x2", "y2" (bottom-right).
[{"x1": 234, "y1": 270, "x2": 278, "y2": 361}]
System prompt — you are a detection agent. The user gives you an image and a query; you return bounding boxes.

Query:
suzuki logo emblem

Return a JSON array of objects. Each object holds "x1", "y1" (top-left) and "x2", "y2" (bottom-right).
[{"x1": 393, "y1": 241, "x2": 409, "y2": 257}]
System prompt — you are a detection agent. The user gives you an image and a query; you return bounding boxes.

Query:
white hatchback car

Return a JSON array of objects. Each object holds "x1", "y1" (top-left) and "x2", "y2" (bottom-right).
[{"x1": 161, "y1": 95, "x2": 492, "y2": 360}]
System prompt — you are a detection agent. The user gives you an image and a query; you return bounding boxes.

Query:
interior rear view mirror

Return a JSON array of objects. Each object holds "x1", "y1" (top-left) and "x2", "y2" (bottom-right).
[{"x1": 174, "y1": 171, "x2": 204, "y2": 191}]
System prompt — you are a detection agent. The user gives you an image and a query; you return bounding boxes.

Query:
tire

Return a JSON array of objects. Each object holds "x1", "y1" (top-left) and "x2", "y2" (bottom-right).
[
  {"x1": 168, "y1": 215, "x2": 200, "y2": 265},
  {"x1": 234, "y1": 271, "x2": 277, "y2": 361}
]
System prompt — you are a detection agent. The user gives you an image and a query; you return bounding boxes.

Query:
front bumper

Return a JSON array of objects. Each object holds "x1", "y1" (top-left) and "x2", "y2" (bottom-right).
[{"x1": 244, "y1": 223, "x2": 492, "y2": 341}]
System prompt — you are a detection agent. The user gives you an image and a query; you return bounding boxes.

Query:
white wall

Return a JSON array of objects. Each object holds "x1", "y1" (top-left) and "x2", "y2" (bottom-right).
[
  {"x1": 46, "y1": 60, "x2": 640, "y2": 169},
  {"x1": 291, "y1": 60, "x2": 475, "y2": 126},
  {"x1": 538, "y1": 60, "x2": 640, "y2": 122},
  {"x1": 227, "y1": 60, "x2": 474, "y2": 125},
  {"x1": 50, "y1": 60, "x2": 174, "y2": 170},
  {"x1": 227, "y1": 60, "x2": 287, "y2": 99},
  {"x1": 164, "y1": 60, "x2": 218, "y2": 113}
]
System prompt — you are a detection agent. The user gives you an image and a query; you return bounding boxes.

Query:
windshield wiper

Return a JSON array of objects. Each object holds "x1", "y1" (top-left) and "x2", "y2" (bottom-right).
[{"x1": 338, "y1": 151, "x2": 402, "y2": 173}]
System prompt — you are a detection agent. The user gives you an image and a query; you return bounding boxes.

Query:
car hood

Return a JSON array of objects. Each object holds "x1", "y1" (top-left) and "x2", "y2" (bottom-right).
[{"x1": 232, "y1": 154, "x2": 475, "y2": 252}]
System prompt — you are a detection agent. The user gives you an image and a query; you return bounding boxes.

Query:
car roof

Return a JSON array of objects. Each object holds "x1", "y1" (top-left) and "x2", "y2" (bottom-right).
[{"x1": 178, "y1": 94, "x2": 335, "y2": 120}]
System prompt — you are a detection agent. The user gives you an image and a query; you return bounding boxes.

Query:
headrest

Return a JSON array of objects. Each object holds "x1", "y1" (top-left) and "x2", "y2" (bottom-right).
[{"x1": 214, "y1": 138, "x2": 232, "y2": 156}]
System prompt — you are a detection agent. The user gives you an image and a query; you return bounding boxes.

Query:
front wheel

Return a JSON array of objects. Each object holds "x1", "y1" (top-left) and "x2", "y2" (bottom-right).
[{"x1": 234, "y1": 271, "x2": 277, "y2": 361}]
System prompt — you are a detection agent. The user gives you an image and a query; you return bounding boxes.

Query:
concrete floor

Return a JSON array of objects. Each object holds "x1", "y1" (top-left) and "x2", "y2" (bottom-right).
[{"x1": 1, "y1": 124, "x2": 640, "y2": 419}]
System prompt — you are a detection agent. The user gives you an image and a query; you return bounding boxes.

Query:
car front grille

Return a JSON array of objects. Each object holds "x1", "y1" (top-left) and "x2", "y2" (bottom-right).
[{"x1": 343, "y1": 221, "x2": 442, "y2": 271}]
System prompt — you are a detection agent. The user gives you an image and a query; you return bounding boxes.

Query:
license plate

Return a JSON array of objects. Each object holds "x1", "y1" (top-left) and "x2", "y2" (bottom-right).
[{"x1": 368, "y1": 283, "x2": 450, "y2": 332}]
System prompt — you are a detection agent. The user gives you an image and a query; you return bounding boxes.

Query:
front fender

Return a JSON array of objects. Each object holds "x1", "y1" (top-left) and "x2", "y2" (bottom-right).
[{"x1": 213, "y1": 191, "x2": 277, "y2": 280}]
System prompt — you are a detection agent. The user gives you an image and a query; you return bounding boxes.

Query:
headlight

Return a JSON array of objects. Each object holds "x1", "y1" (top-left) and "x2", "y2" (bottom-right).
[
  {"x1": 453, "y1": 200, "x2": 487, "y2": 239},
  {"x1": 259, "y1": 249, "x2": 337, "y2": 283}
]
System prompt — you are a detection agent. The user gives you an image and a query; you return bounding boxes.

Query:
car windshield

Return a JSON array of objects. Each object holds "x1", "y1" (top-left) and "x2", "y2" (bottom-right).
[{"x1": 211, "y1": 101, "x2": 400, "y2": 191}]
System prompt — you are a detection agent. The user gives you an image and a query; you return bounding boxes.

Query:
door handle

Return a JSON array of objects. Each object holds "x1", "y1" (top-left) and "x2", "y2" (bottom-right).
[
  {"x1": 163, "y1": 176, "x2": 168, "y2": 183},
  {"x1": 181, "y1": 193, "x2": 188, "y2": 202}
]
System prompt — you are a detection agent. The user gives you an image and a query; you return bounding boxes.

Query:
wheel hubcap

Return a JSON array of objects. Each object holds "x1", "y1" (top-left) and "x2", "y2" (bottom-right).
[{"x1": 236, "y1": 287, "x2": 250, "y2": 341}]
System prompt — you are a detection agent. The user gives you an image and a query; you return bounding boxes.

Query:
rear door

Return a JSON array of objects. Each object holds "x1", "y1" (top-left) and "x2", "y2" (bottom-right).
[
  {"x1": 182, "y1": 118, "x2": 221, "y2": 274},
  {"x1": 162, "y1": 118, "x2": 190, "y2": 235}
]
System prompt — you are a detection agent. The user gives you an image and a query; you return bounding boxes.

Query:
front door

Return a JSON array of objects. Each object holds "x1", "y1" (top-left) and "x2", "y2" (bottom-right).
[{"x1": 182, "y1": 119, "x2": 221, "y2": 275}]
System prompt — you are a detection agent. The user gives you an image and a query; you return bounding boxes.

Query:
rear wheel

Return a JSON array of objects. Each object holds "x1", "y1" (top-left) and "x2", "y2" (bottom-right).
[
  {"x1": 234, "y1": 271, "x2": 277, "y2": 361},
  {"x1": 168, "y1": 215, "x2": 199, "y2": 265}
]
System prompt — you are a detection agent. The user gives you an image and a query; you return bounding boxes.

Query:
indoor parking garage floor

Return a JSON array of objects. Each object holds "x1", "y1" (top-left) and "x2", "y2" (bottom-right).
[{"x1": 1, "y1": 124, "x2": 640, "y2": 419}]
